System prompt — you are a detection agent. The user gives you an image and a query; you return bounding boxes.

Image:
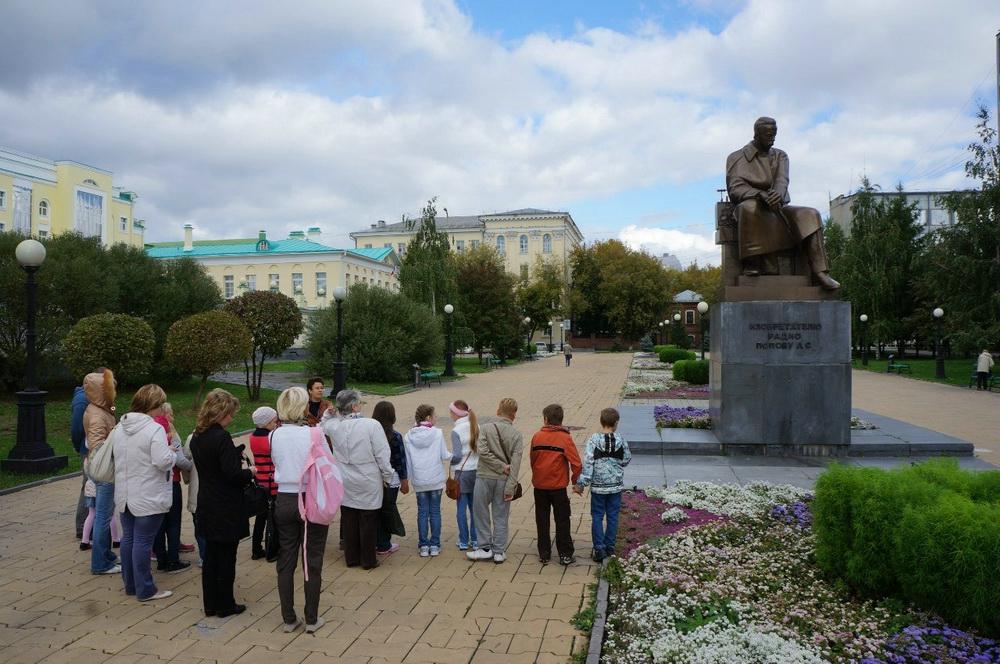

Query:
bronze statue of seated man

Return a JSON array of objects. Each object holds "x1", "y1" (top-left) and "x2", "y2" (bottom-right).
[{"x1": 725, "y1": 116, "x2": 840, "y2": 290}]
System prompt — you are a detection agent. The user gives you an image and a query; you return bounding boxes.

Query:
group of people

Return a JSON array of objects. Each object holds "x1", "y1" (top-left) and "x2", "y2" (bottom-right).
[{"x1": 72, "y1": 371, "x2": 632, "y2": 634}]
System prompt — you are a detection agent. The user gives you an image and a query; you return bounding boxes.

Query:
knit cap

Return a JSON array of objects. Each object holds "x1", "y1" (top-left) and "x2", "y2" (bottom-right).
[{"x1": 252, "y1": 406, "x2": 278, "y2": 428}]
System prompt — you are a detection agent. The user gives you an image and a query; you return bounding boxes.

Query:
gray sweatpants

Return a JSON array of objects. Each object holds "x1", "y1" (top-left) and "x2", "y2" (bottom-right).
[{"x1": 473, "y1": 476, "x2": 511, "y2": 553}]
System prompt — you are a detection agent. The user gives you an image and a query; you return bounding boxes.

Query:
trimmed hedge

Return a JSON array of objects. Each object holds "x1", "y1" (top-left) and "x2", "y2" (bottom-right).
[
  {"x1": 672, "y1": 359, "x2": 709, "y2": 384},
  {"x1": 653, "y1": 344, "x2": 676, "y2": 354},
  {"x1": 658, "y1": 347, "x2": 696, "y2": 364},
  {"x1": 814, "y1": 460, "x2": 1000, "y2": 637}
]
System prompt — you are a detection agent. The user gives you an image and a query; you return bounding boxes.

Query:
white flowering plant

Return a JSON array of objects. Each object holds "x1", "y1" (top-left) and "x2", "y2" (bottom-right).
[{"x1": 660, "y1": 507, "x2": 689, "y2": 524}]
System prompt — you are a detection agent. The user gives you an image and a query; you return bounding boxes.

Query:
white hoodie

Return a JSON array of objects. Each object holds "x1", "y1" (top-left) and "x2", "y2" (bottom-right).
[
  {"x1": 404, "y1": 425, "x2": 451, "y2": 492},
  {"x1": 112, "y1": 412, "x2": 175, "y2": 517}
]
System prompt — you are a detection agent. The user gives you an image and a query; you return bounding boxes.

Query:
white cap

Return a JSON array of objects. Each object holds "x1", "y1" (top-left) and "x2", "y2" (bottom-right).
[{"x1": 252, "y1": 406, "x2": 278, "y2": 428}]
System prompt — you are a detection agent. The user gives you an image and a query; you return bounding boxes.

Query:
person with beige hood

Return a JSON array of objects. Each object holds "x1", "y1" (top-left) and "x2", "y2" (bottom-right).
[{"x1": 83, "y1": 368, "x2": 120, "y2": 575}]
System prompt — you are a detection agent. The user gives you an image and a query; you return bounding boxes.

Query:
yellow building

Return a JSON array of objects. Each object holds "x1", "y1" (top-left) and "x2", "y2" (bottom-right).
[
  {"x1": 349, "y1": 208, "x2": 584, "y2": 281},
  {"x1": 146, "y1": 225, "x2": 399, "y2": 312},
  {"x1": 0, "y1": 147, "x2": 143, "y2": 247}
]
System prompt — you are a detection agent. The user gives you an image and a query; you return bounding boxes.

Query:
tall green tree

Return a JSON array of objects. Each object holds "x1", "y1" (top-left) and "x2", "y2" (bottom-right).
[
  {"x1": 225, "y1": 290, "x2": 303, "y2": 400},
  {"x1": 455, "y1": 245, "x2": 522, "y2": 359},
  {"x1": 62, "y1": 313, "x2": 155, "y2": 386},
  {"x1": 165, "y1": 311, "x2": 252, "y2": 404},
  {"x1": 516, "y1": 257, "x2": 566, "y2": 338},
  {"x1": 917, "y1": 106, "x2": 1000, "y2": 353},
  {"x1": 398, "y1": 198, "x2": 457, "y2": 316},
  {"x1": 674, "y1": 261, "x2": 721, "y2": 304}
]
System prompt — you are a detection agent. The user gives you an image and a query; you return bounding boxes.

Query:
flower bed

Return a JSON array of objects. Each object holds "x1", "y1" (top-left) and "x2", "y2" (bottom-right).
[
  {"x1": 631, "y1": 352, "x2": 671, "y2": 371},
  {"x1": 653, "y1": 404, "x2": 710, "y2": 429},
  {"x1": 601, "y1": 481, "x2": 999, "y2": 663},
  {"x1": 624, "y1": 369, "x2": 679, "y2": 396}
]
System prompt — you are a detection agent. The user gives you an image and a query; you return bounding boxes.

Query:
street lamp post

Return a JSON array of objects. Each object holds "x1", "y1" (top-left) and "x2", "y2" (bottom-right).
[
  {"x1": 443, "y1": 304, "x2": 455, "y2": 377},
  {"x1": 332, "y1": 286, "x2": 347, "y2": 395},
  {"x1": 933, "y1": 307, "x2": 945, "y2": 379},
  {"x1": 2, "y1": 240, "x2": 67, "y2": 474},
  {"x1": 559, "y1": 319, "x2": 564, "y2": 353},
  {"x1": 673, "y1": 312, "x2": 682, "y2": 348},
  {"x1": 548, "y1": 320, "x2": 554, "y2": 352},
  {"x1": 859, "y1": 314, "x2": 869, "y2": 366},
  {"x1": 658, "y1": 321, "x2": 664, "y2": 345},
  {"x1": 697, "y1": 301, "x2": 709, "y2": 360},
  {"x1": 523, "y1": 316, "x2": 532, "y2": 357}
]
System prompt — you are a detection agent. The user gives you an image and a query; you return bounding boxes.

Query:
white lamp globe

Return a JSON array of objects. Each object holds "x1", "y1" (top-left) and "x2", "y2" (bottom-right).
[
  {"x1": 697, "y1": 301, "x2": 709, "y2": 314},
  {"x1": 673, "y1": 313, "x2": 681, "y2": 322},
  {"x1": 524, "y1": 316, "x2": 531, "y2": 324},
  {"x1": 859, "y1": 314, "x2": 868, "y2": 323},
  {"x1": 933, "y1": 307, "x2": 944, "y2": 319},
  {"x1": 444, "y1": 304, "x2": 454, "y2": 314},
  {"x1": 332, "y1": 286, "x2": 347, "y2": 301},
  {"x1": 15, "y1": 239, "x2": 46, "y2": 268}
]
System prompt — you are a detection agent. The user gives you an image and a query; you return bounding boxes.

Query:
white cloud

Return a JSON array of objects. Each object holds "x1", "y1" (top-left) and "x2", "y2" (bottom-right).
[{"x1": 618, "y1": 225, "x2": 720, "y2": 267}]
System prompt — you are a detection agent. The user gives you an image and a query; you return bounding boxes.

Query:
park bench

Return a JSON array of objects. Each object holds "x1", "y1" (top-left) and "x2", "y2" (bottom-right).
[
  {"x1": 968, "y1": 364, "x2": 1000, "y2": 391},
  {"x1": 419, "y1": 370, "x2": 442, "y2": 387},
  {"x1": 485, "y1": 356, "x2": 502, "y2": 369},
  {"x1": 886, "y1": 356, "x2": 911, "y2": 374}
]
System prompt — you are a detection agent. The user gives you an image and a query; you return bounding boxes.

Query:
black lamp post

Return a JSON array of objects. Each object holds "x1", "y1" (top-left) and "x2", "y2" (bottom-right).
[
  {"x1": 443, "y1": 303, "x2": 455, "y2": 377},
  {"x1": 933, "y1": 307, "x2": 945, "y2": 379},
  {"x1": 859, "y1": 314, "x2": 869, "y2": 366},
  {"x1": 2, "y1": 239, "x2": 67, "y2": 474},
  {"x1": 332, "y1": 286, "x2": 347, "y2": 395},
  {"x1": 658, "y1": 321, "x2": 664, "y2": 345},
  {"x1": 523, "y1": 316, "x2": 532, "y2": 356},
  {"x1": 697, "y1": 301, "x2": 709, "y2": 360},
  {"x1": 547, "y1": 320, "x2": 554, "y2": 353},
  {"x1": 673, "y1": 312, "x2": 682, "y2": 347}
]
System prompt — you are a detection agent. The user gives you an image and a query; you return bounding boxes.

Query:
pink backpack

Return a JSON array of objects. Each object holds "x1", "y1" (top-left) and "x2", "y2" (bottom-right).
[{"x1": 298, "y1": 427, "x2": 344, "y2": 580}]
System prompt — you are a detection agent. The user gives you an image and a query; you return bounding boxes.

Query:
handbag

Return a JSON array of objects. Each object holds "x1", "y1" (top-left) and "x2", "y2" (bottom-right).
[
  {"x1": 492, "y1": 423, "x2": 523, "y2": 500},
  {"x1": 241, "y1": 454, "x2": 270, "y2": 519},
  {"x1": 445, "y1": 450, "x2": 470, "y2": 501},
  {"x1": 84, "y1": 426, "x2": 118, "y2": 484}
]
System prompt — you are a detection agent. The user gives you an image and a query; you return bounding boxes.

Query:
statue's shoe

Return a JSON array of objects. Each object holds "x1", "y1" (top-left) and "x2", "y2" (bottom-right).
[{"x1": 816, "y1": 271, "x2": 841, "y2": 290}]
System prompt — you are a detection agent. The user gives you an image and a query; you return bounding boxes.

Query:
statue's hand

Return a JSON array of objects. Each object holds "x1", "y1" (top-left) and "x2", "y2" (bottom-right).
[{"x1": 763, "y1": 190, "x2": 783, "y2": 209}]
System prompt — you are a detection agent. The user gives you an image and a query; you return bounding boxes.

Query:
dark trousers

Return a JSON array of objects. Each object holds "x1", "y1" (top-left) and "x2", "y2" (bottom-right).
[
  {"x1": 375, "y1": 487, "x2": 399, "y2": 551},
  {"x1": 341, "y1": 505, "x2": 379, "y2": 569},
  {"x1": 201, "y1": 539, "x2": 239, "y2": 614},
  {"x1": 153, "y1": 482, "x2": 183, "y2": 566},
  {"x1": 75, "y1": 473, "x2": 88, "y2": 538},
  {"x1": 252, "y1": 511, "x2": 267, "y2": 555},
  {"x1": 275, "y1": 493, "x2": 329, "y2": 625},
  {"x1": 534, "y1": 487, "x2": 574, "y2": 559},
  {"x1": 977, "y1": 372, "x2": 990, "y2": 390}
]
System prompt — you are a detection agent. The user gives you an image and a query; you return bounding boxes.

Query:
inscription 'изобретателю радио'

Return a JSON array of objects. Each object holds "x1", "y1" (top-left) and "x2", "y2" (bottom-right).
[{"x1": 749, "y1": 322, "x2": 822, "y2": 351}]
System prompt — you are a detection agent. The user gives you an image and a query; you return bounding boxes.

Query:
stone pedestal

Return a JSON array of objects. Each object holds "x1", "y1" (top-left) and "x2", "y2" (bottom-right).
[{"x1": 710, "y1": 300, "x2": 851, "y2": 456}]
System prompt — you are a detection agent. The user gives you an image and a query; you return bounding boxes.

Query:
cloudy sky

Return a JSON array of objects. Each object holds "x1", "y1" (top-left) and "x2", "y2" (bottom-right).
[{"x1": 1, "y1": 0, "x2": 998, "y2": 265}]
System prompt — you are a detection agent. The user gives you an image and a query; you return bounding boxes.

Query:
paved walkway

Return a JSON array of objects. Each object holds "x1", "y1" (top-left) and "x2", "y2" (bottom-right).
[{"x1": 0, "y1": 353, "x2": 632, "y2": 664}]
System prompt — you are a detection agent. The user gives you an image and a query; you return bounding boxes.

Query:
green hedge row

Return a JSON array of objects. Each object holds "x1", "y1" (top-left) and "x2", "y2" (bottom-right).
[
  {"x1": 813, "y1": 460, "x2": 1000, "y2": 636},
  {"x1": 653, "y1": 344, "x2": 676, "y2": 354},
  {"x1": 672, "y1": 359, "x2": 709, "y2": 384},
  {"x1": 658, "y1": 347, "x2": 696, "y2": 364}
]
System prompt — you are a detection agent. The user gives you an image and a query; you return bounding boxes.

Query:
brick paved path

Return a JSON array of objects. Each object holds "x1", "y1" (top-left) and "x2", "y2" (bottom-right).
[{"x1": 0, "y1": 353, "x2": 631, "y2": 664}]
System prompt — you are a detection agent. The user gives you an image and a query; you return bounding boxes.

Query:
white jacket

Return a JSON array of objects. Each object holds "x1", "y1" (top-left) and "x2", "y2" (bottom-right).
[
  {"x1": 112, "y1": 413, "x2": 175, "y2": 517},
  {"x1": 322, "y1": 415, "x2": 393, "y2": 510},
  {"x1": 404, "y1": 425, "x2": 451, "y2": 492},
  {"x1": 271, "y1": 424, "x2": 313, "y2": 494},
  {"x1": 977, "y1": 352, "x2": 995, "y2": 373}
]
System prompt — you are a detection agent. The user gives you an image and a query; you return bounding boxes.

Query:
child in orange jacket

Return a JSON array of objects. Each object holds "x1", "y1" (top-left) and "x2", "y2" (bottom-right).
[{"x1": 529, "y1": 404, "x2": 583, "y2": 565}]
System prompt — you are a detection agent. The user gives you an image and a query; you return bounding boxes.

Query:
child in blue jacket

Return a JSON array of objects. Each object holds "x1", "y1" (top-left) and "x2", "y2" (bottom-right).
[{"x1": 574, "y1": 407, "x2": 631, "y2": 561}]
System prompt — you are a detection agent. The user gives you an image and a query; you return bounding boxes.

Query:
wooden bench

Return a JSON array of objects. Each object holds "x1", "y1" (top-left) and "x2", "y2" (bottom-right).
[{"x1": 419, "y1": 370, "x2": 442, "y2": 386}]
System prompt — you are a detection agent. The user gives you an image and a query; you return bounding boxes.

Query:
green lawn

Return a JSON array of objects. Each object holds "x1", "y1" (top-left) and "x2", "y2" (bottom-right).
[
  {"x1": 0, "y1": 379, "x2": 283, "y2": 490},
  {"x1": 852, "y1": 357, "x2": 984, "y2": 389},
  {"x1": 259, "y1": 359, "x2": 308, "y2": 373}
]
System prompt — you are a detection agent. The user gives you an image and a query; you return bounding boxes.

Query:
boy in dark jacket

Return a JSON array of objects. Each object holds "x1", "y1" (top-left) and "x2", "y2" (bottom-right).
[{"x1": 529, "y1": 404, "x2": 582, "y2": 565}]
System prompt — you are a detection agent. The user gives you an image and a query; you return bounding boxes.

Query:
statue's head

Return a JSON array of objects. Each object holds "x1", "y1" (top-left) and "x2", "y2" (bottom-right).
[{"x1": 753, "y1": 117, "x2": 777, "y2": 150}]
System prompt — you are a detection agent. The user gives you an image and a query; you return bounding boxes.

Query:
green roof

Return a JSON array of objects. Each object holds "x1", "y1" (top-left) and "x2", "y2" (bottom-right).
[{"x1": 146, "y1": 238, "x2": 394, "y2": 263}]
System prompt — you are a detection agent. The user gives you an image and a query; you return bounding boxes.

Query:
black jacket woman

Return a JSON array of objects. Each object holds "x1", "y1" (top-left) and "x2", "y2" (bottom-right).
[{"x1": 191, "y1": 388, "x2": 252, "y2": 618}]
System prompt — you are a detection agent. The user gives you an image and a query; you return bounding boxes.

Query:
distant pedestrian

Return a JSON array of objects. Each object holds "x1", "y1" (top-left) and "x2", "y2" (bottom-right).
[
  {"x1": 575, "y1": 407, "x2": 631, "y2": 562},
  {"x1": 249, "y1": 406, "x2": 280, "y2": 560},
  {"x1": 191, "y1": 388, "x2": 252, "y2": 618},
  {"x1": 304, "y1": 377, "x2": 334, "y2": 426},
  {"x1": 372, "y1": 401, "x2": 409, "y2": 556},
  {"x1": 976, "y1": 349, "x2": 995, "y2": 390},
  {"x1": 564, "y1": 343, "x2": 573, "y2": 367},
  {"x1": 83, "y1": 368, "x2": 120, "y2": 576},
  {"x1": 467, "y1": 398, "x2": 523, "y2": 564},
  {"x1": 449, "y1": 400, "x2": 479, "y2": 551},
  {"x1": 404, "y1": 404, "x2": 451, "y2": 557},
  {"x1": 530, "y1": 404, "x2": 582, "y2": 565}
]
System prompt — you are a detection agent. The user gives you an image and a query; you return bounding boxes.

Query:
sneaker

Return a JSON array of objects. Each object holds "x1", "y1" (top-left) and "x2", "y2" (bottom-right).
[
  {"x1": 592, "y1": 548, "x2": 605, "y2": 562},
  {"x1": 305, "y1": 616, "x2": 326, "y2": 634},
  {"x1": 283, "y1": 618, "x2": 302, "y2": 633},
  {"x1": 164, "y1": 561, "x2": 191, "y2": 574},
  {"x1": 97, "y1": 564, "x2": 121, "y2": 575},
  {"x1": 429, "y1": 546, "x2": 440, "y2": 557},
  {"x1": 493, "y1": 552, "x2": 506, "y2": 564},
  {"x1": 457, "y1": 542, "x2": 468, "y2": 551},
  {"x1": 179, "y1": 542, "x2": 195, "y2": 553},
  {"x1": 605, "y1": 546, "x2": 616, "y2": 558},
  {"x1": 139, "y1": 590, "x2": 173, "y2": 602},
  {"x1": 466, "y1": 548, "x2": 493, "y2": 561},
  {"x1": 559, "y1": 555, "x2": 576, "y2": 566},
  {"x1": 539, "y1": 557, "x2": 551, "y2": 565},
  {"x1": 79, "y1": 542, "x2": 92, "y2": 551},
  {"x1": 419, "y1": 546, "x2": 430, "y2": 557},
  {"x1": 377, "y1": 543, "x2": 400, "y2": 556}
]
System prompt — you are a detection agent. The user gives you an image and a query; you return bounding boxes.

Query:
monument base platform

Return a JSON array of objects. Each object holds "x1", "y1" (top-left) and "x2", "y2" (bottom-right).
[
  {"x1": 725, "y1": 275, "x2": 840, "y2": 302},
  {"x1": 710, "y1": 300, "x2": 851, "y2": 455}
]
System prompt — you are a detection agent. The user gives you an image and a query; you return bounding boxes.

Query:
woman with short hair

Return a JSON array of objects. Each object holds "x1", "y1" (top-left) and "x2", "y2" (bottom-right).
[
  {"x1": 113, "y1": 383, "x2": 176, "y2": 602},
  {"x1": 191, "y1": 388, "x2": 251, "y2": 618}
]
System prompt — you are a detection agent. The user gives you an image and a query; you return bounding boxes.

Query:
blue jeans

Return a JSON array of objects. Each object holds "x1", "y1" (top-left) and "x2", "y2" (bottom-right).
[
  {"x1": 91, "y1": 481, "x2": 118, "y2": 573},
  {"x1": 416, "y1": 490, "x2": 442, "y2": 548},
  {"x1": 590, "y1": 492, "x2": 622, "y2": 553},
  {"x1": 121, "y1": 508, "x2": 165, "y2": 600},
  {"x1": 456, "y1": 492, "x2": 477, "y2": 548}
]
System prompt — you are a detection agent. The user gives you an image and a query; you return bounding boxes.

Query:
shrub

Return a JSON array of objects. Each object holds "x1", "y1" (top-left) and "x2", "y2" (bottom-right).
[
  {"x1": 639, "y1": 334, "x2": 654, "y2": 351},
  {"x1": 165, "y1": 311, "x2": 252, "y2": 404},
  {"x1": 306, "y1": 284, "x2": 443, "y2": 383},
  {"x1": 672, "y1": 359, "x2": 708, "y2": 384},
  {"x1": 62, "y1": 313, "x2": 155, "y2": 386},
  {"x1": 660, "y1": 347, "x2": 696, "y2": 364},
  {"x1": 653, "y1": 344, "x2": 676, "y2": 354}
]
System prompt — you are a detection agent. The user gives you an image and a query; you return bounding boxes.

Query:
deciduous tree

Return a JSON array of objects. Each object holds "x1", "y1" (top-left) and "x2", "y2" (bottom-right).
[
  {"x1": 62, "y1": 313, "x2": 155, "y2": 386},
  {"x1": 165, "y1": 311, "x2": 252, "y2": 404},
  {"x1": 225, "y1": 290, "x2": 303, "y2": 400}
]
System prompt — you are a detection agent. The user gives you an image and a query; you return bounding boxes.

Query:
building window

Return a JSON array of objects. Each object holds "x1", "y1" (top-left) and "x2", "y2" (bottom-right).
[
  {"x1": 292, "y1": 272, "x2": 303, "y2": 294},
  {"x1": 120, "y1": 217, "x2": 128, "y2": 232},
  {"x1": 75, "y1": 190, "x2": 104, "y2": 238},
  {"x1": 224, "y1": 275, "x2": 234, "y2": 299},
  {"x1": 0, "y1": 190, "x2": 5, "y2": 209},
  {"x1": 471, "y1": 240, "x2": 480, "y2": 249},
  {"x1": 37, "y1": 229, "x2": 48, "y2": 239},
  {"x1": 384, "y1": 242, "x2": 392, "y2": 248},
  {"x1": 38, "y1": 200, "x2": 49, "y2": 218},
  {"x1": 269, "y1": 274, "x2": 280, "y2": 292},
  {"x1": 13, "y1": 186, "x2": 31, "y2": 234},
  {"x1": 519, "y1": 234, "x2": 528, "y2": 254},
  {"x1": 364, "y1": 243, "x2": 372, "y2": 249},
  {"x1": 397, "y1": 243, "x2": 405, "y2": 255},
  {"x1": 542, "y1": 234, "x2": 552, "y2": 253},
  {"x1": 520, "y1": 264, "x2": 529, "y2": 280},
  {"x1": 316, "y1": 272, "x2": 327, "y2": 295},
  {"x1": 456, "y1": 240, "x2": 465, "y2": 252},
  {"x1": 685, "y1": 310, "x2": 695, "y2": 325},
  {"x1": 245, "y1": 274, "x2": 257, "y2": 291},
  {"x1": 496, "y1": 236, "x2": 505, "y2": 253}
]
